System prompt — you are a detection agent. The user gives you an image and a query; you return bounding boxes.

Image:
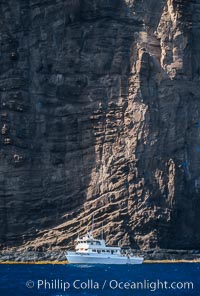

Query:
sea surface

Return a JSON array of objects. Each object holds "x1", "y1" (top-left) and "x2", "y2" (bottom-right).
[{"x1": 0, "y1": 263, "x2": 200, "y2": 296}]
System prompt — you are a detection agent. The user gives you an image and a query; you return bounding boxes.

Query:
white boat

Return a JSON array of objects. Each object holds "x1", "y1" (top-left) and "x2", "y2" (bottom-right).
[{"x1": 66, "y1": 231, "x2": 144, "y2": 265}]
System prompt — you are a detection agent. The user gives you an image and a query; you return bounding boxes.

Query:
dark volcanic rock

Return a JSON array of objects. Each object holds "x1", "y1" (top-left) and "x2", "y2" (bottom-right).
[{"x1": 0, "y1": 0, "x2": 200, "y2": 252}]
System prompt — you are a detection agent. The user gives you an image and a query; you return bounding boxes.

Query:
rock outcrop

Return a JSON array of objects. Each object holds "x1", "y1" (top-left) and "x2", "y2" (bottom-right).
[{"x1": 0, "y1": 0, "x2": 200, "y2": 252}]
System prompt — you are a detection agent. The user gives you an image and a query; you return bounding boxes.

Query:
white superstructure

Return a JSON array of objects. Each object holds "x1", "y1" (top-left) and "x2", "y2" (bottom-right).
[{"x1": 66, "y1": 231, "x2": 143, "y2": 265}]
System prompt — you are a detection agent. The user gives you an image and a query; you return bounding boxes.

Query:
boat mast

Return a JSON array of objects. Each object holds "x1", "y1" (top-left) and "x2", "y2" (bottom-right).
[
  {"x1": 101, "y1": 222, "x2": 104, "y2": 240},
  {"x1": 91, "y1": 214, "x2": 94, "y2": 233}
]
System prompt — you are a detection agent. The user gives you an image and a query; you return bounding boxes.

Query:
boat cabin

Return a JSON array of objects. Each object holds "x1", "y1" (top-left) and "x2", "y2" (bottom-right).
[{"x1": 75, "y1": 232, "x2": 120, "y2": 255}]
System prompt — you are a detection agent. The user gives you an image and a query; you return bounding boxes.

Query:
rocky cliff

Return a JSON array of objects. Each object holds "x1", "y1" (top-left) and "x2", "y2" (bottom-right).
[{"x1": 0, "y1": 0, "x2": 200, "y2": 252}]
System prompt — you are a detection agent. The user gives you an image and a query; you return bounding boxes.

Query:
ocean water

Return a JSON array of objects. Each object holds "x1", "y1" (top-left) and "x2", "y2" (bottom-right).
[{"x1": 0, "y1": 263, "x2": 200, "y2": 296}]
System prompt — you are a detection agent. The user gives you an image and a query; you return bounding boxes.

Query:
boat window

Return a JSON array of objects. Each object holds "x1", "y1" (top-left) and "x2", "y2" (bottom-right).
[
  {"x1": 92, "y1": 249, "x2": 96, "y2": 252},
  {"x1": 97, "y1": 250, "x2": 101, "y2": 253},
  {"x1": 102, "y1": 250, "x2": 105, "y2": 253},
  {"x1": 107, "y1": 250, "x2": 110, "y2": 253},
  {"x1": 96, "y1": 241, "x2": 101, "y2": 245},
  {"x1": 87, "y1": 240, "x2": 94, "y2": 244}
]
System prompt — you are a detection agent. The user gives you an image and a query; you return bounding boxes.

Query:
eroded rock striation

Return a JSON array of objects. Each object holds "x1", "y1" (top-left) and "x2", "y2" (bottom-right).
[{"x1": 0, "y1": 0, "x2": 200, "y2": 252}]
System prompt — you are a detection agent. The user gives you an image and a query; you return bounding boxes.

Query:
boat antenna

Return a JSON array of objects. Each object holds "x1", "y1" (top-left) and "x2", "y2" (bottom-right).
[
  {"x1": 91, "y1": 214, "x2": 94, "y2": 233},
  {"x1": 118, "y1": 239, "x2": 122, "y2": 247},
  {"x1": 101, "y1": 222, "x2": 103, "y2": 240}
]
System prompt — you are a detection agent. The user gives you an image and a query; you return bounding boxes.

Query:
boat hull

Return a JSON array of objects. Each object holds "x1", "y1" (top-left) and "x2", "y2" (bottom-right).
[{"x1": 66, "y1": 252, "x2": 143, "y2": 265}]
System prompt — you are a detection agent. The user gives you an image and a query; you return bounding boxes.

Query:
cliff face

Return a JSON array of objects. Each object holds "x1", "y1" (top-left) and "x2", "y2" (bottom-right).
[{"x1": 0, "y1": 0, "x2": 200, "y2": 251}]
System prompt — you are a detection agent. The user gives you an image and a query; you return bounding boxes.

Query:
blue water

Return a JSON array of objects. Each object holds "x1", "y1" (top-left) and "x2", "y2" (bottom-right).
[{"x1": 0, "y1": 263, "x2": 200, "y2": 296}]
